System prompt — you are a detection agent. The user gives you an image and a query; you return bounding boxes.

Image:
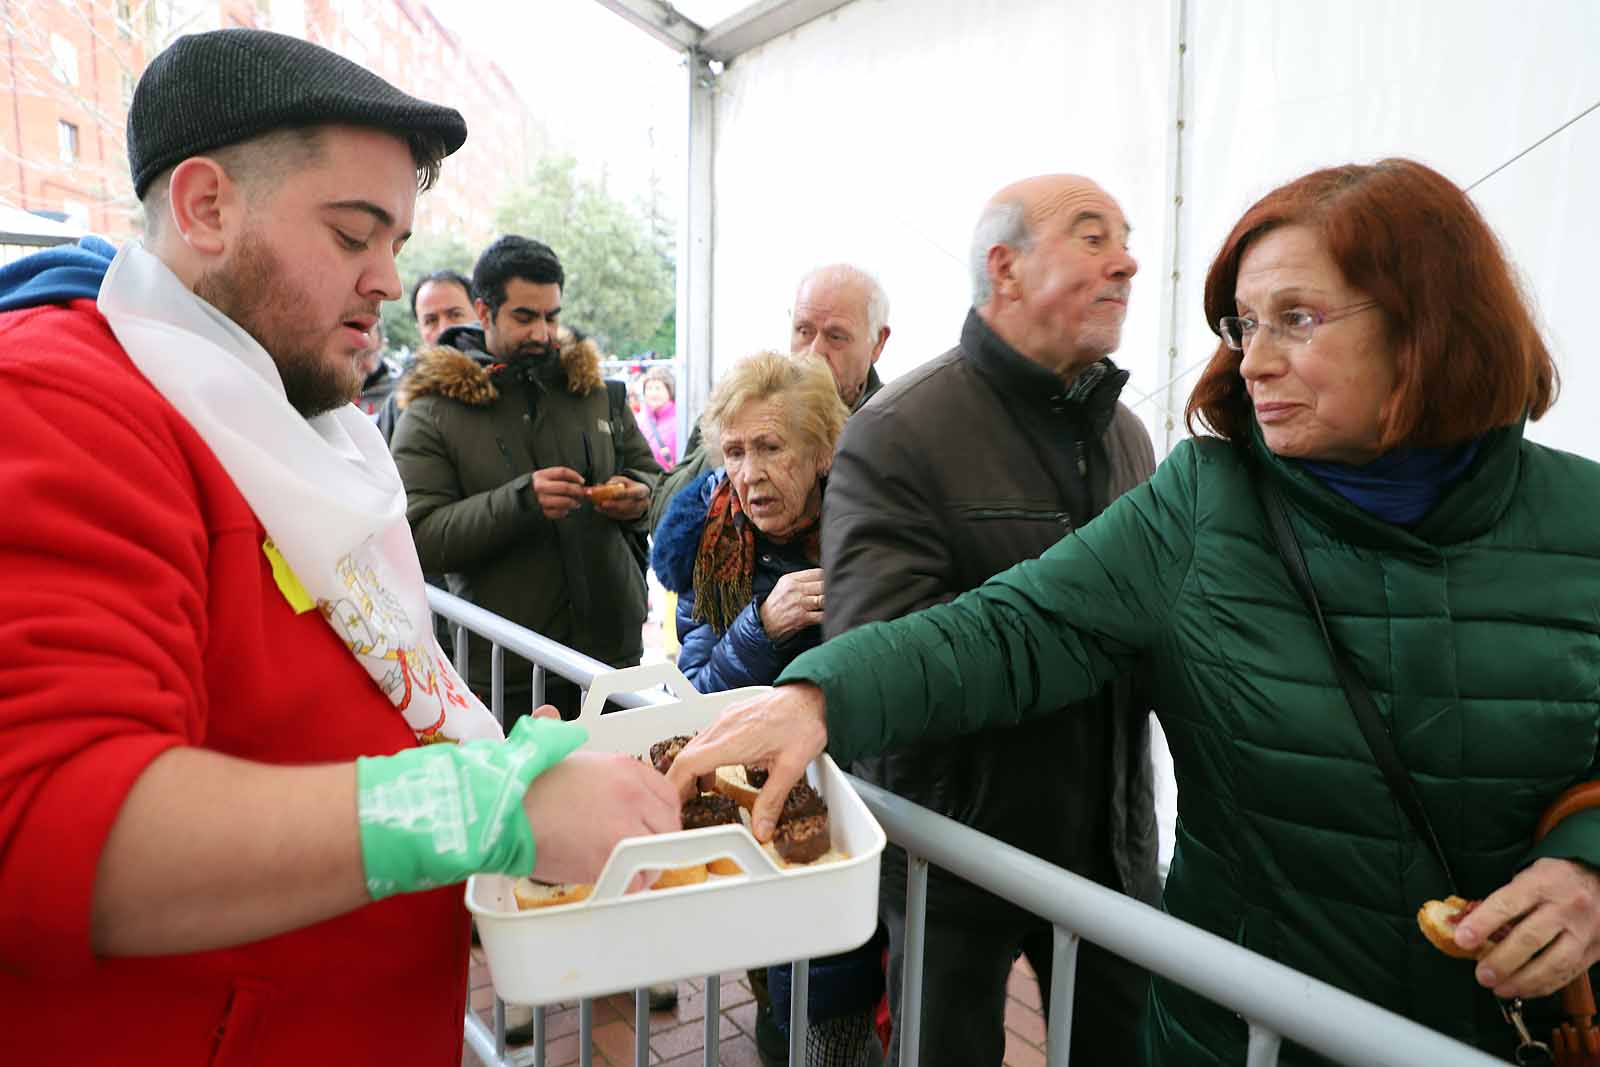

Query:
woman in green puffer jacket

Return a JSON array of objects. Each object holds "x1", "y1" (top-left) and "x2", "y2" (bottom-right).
[{"x1": 668, "y1": 159, "x2": 1600, "y2": 1065}]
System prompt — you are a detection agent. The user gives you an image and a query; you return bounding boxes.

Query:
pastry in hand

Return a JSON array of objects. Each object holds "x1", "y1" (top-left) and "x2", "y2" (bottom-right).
[{"x1": 1416, "y1": 895, "x2": 1512, "y2": 959}]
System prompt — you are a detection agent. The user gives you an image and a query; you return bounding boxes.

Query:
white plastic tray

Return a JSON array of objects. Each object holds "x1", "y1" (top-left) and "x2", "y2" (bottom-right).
[{"x1": 465, "y1": 663, "x2": 887, "y2": 1006}]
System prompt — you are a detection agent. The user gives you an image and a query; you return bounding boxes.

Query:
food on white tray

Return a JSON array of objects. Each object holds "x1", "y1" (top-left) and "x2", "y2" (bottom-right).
[
  {"x1": 761, "y1": 840, "x2": 851, "y2": 870},
  {"x1": 651, "y1": 863, "x2": 709, "y2": 889},
  {"x1": 513, "y1": 878, "x2": 593, "y2": 910},
  {"x1": 682, "y1": 792, "x2": 745, "y2": 875},
  {"x1": 649, "y1": 733, "x2": 695, "y2": 775},
  {"x1": 614, "y1": 739, "x2": 853, "y2": 900},
  {"x1": 711, "y1": 763, "x2": 767, "y2": 811}
]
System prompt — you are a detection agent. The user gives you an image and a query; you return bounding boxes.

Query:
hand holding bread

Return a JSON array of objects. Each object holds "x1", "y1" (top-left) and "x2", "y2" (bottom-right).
[
  {"x1": 587, "y1": 476, "x2": 649, "y2": 521},
  {"x1": 666, "y1": 683, "x2": 829, "y2": 842},
  {"x1": 1418, "y1": 857, "x2": 1600, "y2": 999},
  {"x1": 1417, "y1": 895, "x2": 1497, "y2": 959}
]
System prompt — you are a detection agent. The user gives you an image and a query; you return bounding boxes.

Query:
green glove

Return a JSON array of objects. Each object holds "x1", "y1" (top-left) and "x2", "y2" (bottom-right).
[{"x1": 356, "y1": 716, "x2": 587, "y2": 899}]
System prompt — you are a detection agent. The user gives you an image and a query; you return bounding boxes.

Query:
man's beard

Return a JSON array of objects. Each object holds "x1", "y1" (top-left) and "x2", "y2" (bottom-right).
[
  {"x1": 508, "y1": 339, "x2": 557, "y2": 362},
  {"x1": 194, "y1": 229, "x2": 366, "y2": 418}
]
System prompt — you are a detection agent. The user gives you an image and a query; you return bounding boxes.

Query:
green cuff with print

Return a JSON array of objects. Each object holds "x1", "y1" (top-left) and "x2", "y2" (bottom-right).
[{"x1": 355, "y1": 716, "x2": 587, "y2": 900}]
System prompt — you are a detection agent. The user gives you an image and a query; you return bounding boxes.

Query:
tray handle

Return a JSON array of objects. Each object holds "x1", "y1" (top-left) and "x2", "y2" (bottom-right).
[
  {"x1": 590, "y1": 824, "x2": 782, "y2": 900},
  {"x1": 576, "y1": 663, "x2": 698, "y2": 723}
]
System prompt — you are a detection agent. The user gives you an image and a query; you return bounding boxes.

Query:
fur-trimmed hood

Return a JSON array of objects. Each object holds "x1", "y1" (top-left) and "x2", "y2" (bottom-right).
[
  {"x1": 396, "y1": 325, "x2": 604, "y2": 410},
  {"x1": 650, "y1": 469, "x2": 718, "y2": 593}
]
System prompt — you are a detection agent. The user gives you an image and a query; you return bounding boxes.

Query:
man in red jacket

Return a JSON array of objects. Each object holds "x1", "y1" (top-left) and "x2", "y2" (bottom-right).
[{"x1": 0, "y1": 29, "x2": 678, "y2": 1063}]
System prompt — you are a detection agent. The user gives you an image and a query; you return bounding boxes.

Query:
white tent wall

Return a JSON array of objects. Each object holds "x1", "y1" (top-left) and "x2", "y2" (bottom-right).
[
  {"x1": 705, "y1": 0, "x2": 1597, "y2": 461},
  {"x1": 683, "y1": 0, "x2": 1597, "y2": 879},
  {"x1": 709, "y1": 0, "x2": 1175, "y2": 444}
]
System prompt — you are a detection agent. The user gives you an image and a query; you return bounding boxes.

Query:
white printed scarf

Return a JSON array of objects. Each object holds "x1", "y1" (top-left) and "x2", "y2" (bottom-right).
[{"x1": 99, "y1": 244, "x2": 502, "y2": 743}]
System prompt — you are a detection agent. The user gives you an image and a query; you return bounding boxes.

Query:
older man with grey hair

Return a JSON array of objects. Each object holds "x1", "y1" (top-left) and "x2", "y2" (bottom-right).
[
  {"x1": 647, "y1": 262, "x2": 890, "y2": 533},
  {"x1": 819, "y1": 174, "x2": 1160, "y2": 1066}
]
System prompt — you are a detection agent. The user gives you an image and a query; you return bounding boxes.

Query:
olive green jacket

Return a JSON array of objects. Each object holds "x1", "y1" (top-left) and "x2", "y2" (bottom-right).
[
  {"x1": 780, "y1": 422, "x2": 1600, "y2": 1065},
  {"x1": 391, "y1": 330, "x2": 660, "y2": 693}
]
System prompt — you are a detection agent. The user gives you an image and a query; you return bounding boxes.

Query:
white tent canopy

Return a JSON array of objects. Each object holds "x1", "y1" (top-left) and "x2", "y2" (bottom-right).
[{"x1": 598, "y1": 0, "x2": 1597, "y2": 461}]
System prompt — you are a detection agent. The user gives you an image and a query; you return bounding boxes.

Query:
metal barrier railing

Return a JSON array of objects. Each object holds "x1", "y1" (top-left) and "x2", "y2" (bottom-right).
[
  {"x1": 852, "y1": 779, "x2": 1502, "y2": 1067},
  {"x1": 435, "y1": 585, "x2": 1501, "y2": 1067},
  {"x1": 431, "y1": 586, "x2": 775, "y2": 1067}
]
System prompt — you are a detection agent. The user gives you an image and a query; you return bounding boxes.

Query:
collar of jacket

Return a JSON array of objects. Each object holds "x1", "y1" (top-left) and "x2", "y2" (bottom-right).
[
  {"x1": 853, "y1": 366, "x2": 884, "y2": 413},
  {"x1": 1249, "y1": 414, "x2": 1525, "y2": 550},
  {"x1": 361, "y1": 358, "x2": 398, "y2": 391},
  {"x1": 960, "y1": 308, "x2": 1129, "y2": 440},
  {"x1": 396, "y1": 325, "x2": 603, "y2": 409},
  {"x1": 435, "y1": 323, "x2": 489, "y2": 354}
]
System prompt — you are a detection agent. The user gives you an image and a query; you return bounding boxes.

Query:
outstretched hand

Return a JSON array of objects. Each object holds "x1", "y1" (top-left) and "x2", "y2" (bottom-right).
[
  {"x1": 1454, "y1": 857, "x2": 1600, "y2": 998},
  {"x1": 666, "y1": 683, "x2": 829, "y2": 841}
]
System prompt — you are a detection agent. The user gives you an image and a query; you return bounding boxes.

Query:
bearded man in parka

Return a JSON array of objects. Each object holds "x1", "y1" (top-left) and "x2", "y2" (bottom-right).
[{"x1": 391, "y1": 237, "x2": 660, "y2": 719}]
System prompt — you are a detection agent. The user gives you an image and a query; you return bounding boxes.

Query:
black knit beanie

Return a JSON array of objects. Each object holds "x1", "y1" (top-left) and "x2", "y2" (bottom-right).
[{"x1": 127, "y1": 28, "x2": 467, "y2": 197}]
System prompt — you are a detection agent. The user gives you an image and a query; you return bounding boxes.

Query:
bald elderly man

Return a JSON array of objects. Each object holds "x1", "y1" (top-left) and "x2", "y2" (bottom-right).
[
  {"x1": 647, "y1": 263, "x2": 889, "y2": 533},
  {"x1": 823, "y1": 176, "x2": 1160, "y2": 1065}
]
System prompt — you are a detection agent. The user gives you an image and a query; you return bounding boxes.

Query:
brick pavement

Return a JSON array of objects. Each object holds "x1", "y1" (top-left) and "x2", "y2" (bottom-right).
[{"x1": 465, "y1": 949, "x2": 1050, "y2": 1067}]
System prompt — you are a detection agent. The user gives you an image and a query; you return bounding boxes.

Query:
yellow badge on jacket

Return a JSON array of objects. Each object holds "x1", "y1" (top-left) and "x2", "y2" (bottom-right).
[{"x1": 262, "y1": 537, "x2": 315, "y2": 614}]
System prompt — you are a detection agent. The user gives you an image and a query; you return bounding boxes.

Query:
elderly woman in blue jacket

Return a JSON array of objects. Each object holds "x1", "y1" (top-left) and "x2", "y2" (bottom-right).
[
  {"x1": 653, "y1": 351, "x2": 847, "y2": 693},
  {"x1": 653, "y1": 351, "x2": 884, "y2": 1065}
]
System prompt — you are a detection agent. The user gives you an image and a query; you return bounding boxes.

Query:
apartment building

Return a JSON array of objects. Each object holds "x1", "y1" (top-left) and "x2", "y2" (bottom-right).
[{"x1": 0, "y1": 0, "x2": 542, "y2": 242}]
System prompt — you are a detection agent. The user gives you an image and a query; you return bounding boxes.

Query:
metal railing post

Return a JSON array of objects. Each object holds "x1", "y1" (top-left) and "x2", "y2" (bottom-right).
[
  {"x1": 532, "y1": 1005, "x2": 546, "y2": 1067},
  {"x1": 463, "y1": 1012, "x2": 508, "y2": 1067},
  {"x1": 1247, "y1": 1022, "x2": 1283, "y2": 1067},
  {"x1": 493, "y1": 997, "x2": 506, "y2": 1060},
  {"x1": 899, "y1": 855, "x2": 929, "y2": 1067},
  {"x1": 532, "y1": 664, "x2": 546, "y2": 715},
  {"x1": 704, "y1": 973, "x2": 721, "y2": 1064},
  {"x1": 1046, "y1": 926, "x2": 1080, "y2": 1065},
  {"x1": 579, "y1": 998, "x2": 593, "y2": 1067},
  {"x1": 635, "y1": 989, "x2": 649, "y2": 1065},
  {"x1": 453, "y1": 620, "x2": 468, "y2": 677},
  {"x1": 490, "y1": 644, "x2": 505, "y2": 730},
  {"x1": 788, "y1": 958, "x2": 810, "y2": 1062}
]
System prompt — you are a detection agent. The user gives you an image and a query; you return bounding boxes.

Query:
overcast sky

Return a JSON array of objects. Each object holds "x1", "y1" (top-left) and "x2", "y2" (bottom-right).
[{"x1": 431, "y1": 0, "x2": 698, "y2": 211}]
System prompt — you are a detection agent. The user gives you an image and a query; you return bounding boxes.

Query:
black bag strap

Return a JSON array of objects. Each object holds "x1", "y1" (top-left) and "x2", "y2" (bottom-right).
[
  {"x1": 603, "y1": 379, "x2": 630, "y2": 431},
  {"x1": 603, "y1": 379, "x2": 652, "y2": 577},
  {"x1": 1256, "y1": 472, "x2": 1459, "y2": 893}
]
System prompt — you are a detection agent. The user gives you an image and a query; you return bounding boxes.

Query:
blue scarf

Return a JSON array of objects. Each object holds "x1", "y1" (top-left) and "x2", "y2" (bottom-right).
[
  {"x1": 1299, "y1": 439, "x2": 1482, "y2": 526},
  {"x1": 0, "y1": 235, "x2": 117, "y2": 313}
]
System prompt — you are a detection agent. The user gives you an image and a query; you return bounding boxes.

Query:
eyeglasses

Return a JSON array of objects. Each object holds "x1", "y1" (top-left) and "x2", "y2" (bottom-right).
[{"x1": 1217, "y1": 300, "x2": 1379, "y2": 351}]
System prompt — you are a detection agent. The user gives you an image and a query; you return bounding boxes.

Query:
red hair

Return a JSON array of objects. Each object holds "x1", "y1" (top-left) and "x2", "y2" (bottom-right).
[{"x1": 1185, "y1": 159, "x2": 1558, "y2": 449}]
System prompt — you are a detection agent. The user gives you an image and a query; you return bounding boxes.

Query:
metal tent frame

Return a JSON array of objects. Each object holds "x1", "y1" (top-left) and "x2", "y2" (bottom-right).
[{"x1": 591, "y1": 0, "x2": 860, "y2": 427}]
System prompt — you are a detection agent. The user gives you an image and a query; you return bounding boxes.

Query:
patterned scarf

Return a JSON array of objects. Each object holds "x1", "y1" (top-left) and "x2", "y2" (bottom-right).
[{"x1": 691, "y1": 478, "x2": 821, "y2": 634}]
